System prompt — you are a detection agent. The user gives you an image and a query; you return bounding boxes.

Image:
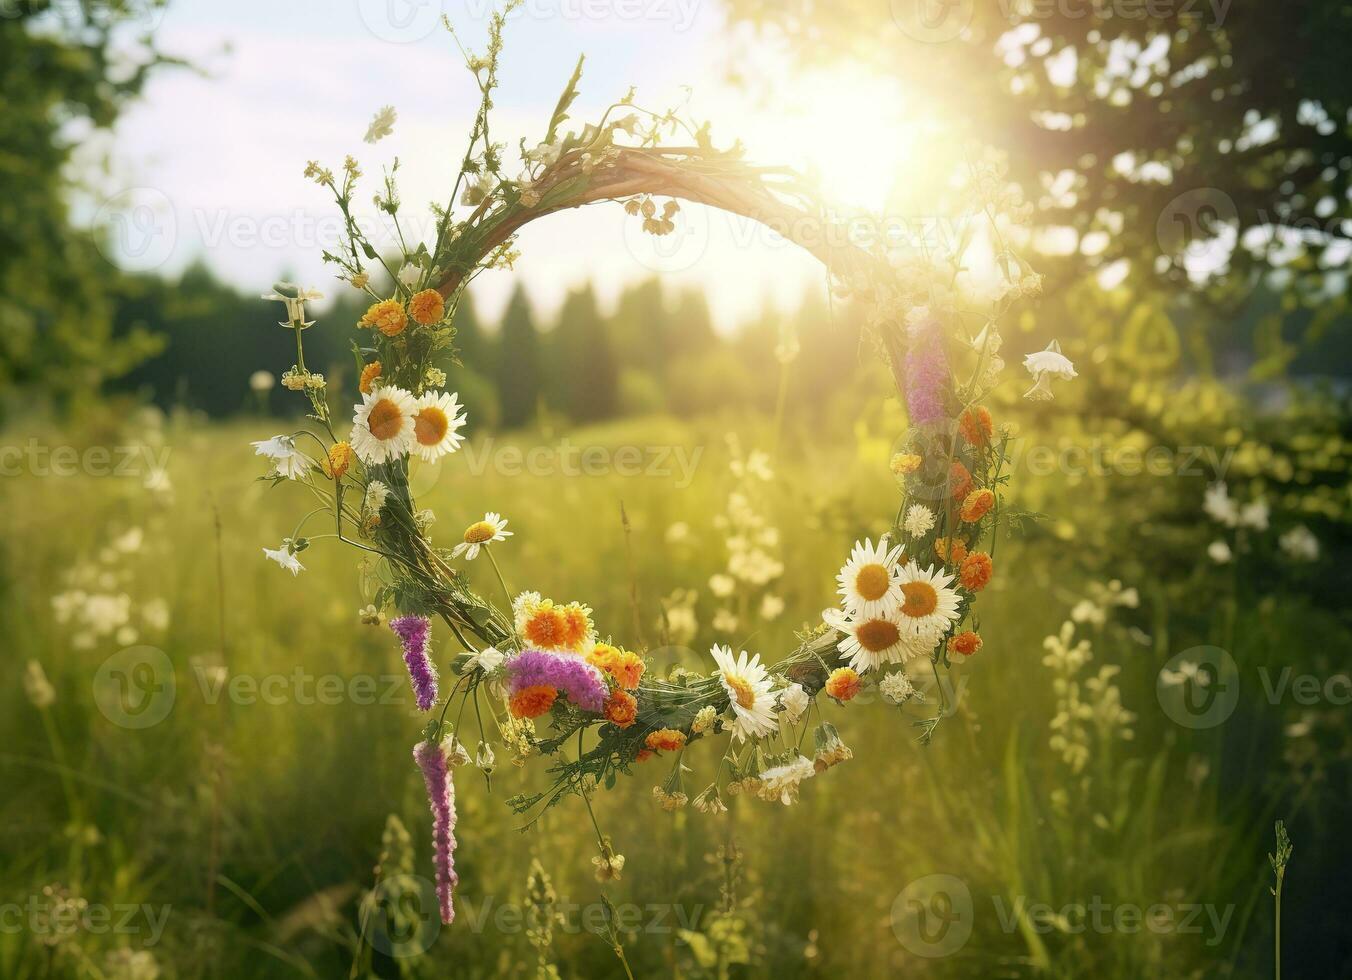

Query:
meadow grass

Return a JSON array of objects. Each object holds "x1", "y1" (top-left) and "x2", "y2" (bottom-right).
[{"x1": 0, "y1": 410, "x2": 1289, "y2": 978}]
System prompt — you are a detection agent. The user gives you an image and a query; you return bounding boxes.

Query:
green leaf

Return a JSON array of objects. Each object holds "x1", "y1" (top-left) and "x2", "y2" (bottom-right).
[{"x1": 545, "y1": 54, "x2": 585, "y2": 145}]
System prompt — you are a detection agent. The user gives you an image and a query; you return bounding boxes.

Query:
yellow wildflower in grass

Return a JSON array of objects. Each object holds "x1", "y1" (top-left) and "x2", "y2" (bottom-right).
[
  {"x1": 408, "y1": 288, "x2": 445, "y2": 325},
  {"x1": 960, "y1": 487, "x2": 995, "y2": 523},
  {"x1": 587, "y1": 643, "x2": 644, "y2": 689},
  {"x1": 360, "y1": 299, "x2": 407, "y2": 337},
  {"x1": 359, "y1": 361, "x2": 382, "y2": 394},
  {"x1": 824, "y1": 667, "x2": 862, "y2": 702},
  {"x1": 644, "y1": 729, "x2": 686, "y2": 753},
  {"x1": 324, "y1": 442, "x2": 354, "y2": 480},
  {"x1": 890, "y1": 452, "x2": 922, "y2": 475}
]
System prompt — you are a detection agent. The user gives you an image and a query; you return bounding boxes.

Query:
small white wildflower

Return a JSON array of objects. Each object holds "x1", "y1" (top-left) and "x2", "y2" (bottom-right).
[
  {"x1": 778, "y1": 683, "x2": 809, "y2": 726},
  {"x1": 1203, "y1": 483, "x2": 1240, "y2": 527},
  {"x1": 364, "y1": 105, "x2": 397, "y2": 144},
  {"x1": 879, "y1": 670, "x2": 922, "y2": 706},
  {"x1": 1207, "y1": 540, "x2": 1232, "y2": 564},
  {"x1": 1023, "y1": 340, "x2": 1077, "y2": 400},
  {"x1": 24, "y1": 660, "x2": 56, "y2": 708},
  {"x1": 364, "y1": 480, "x2": 390, "y2": 514},
  {"x1": 1279, "y1": 525, "x2": 1319, "y2": 561},
  {"x1": 708, "y1": 573, "x2": 735, "y2": 598},
  {"x1": 903, "y1": 503, "x2": 937, "y2": 538},
  {"x1": 1239, "y1": 499, "x2": 1270, "y2": 531},
  {"x1": 263, "y1": 545, "x2": 305, "y2": 576},
  {"x1": 691, "y1": 704, "x2": 717, "y2": 735},
  {"x1": 251, "y1": 435, "x2": 311, "y2": 480},
  {"x1": 759, "y1": 594, "x2": 785, "y2": 621},
  {"x1": 466, "y1": 646, "x2": 505, "y2": 674}
]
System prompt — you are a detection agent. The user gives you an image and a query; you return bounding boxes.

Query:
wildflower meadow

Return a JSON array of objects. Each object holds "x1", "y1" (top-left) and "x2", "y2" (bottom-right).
[{"x1": 3, "y1": 2, "x2": 1350, "y2": 978}]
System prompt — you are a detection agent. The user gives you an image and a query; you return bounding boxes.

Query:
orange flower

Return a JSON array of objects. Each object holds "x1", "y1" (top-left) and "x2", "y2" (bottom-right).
[
  {"x1": 587, "y1": 644, "x2": 645, "y2": 690},
  {"x1": 959, "y1": 552, "x2": 993, "y2": 592},
  {"x1": 358, "y1": 360, "x2": 382, "y2": 394},
  {"x1": 960, "y1": 488, "x2": 995, "y2": 523},
  {"x1": 959, "y1": 406, "x2": 993, "y2": 446},
  {"x1": 934, "y1": 537, "x2": 968, "y2": 565},
  {"x1": 824, "y1": 667, "x2": 862, "y2": 702},
  {"x1": 560, "y1": 603, "x2": 594, "y2": 650},
  {"x1": 360, "y1": 299, "x2": 407, "y2": 337},
  {"x1": 523, "y1": 607, "x2": 569, "y2": 650},
  {"x1": 324, "y1": 441, "x2": 354, "y2": 480},
  {"x1": 644, "y1": 728, "x2": 687, "y2": 752},
  {"x1": 635, "y1": 749, "x2": 654, "y2": 763},
  {"x1": 509, "y1": 684, "x2": 558, "y2": 719},
  {"x1": 890, "y1": 452, "x2": 922, "y2": 475},
  {"x1": 950, "y1": 630, "x2": 983, "y2": 656},
  {"x1": 949, "y1": 460, "x2": 973, "y2": 499},
  {"x1": 408, "y1": 288, "x2": 445, "y2": 326},
  {"x1": 604, "y1": 690, "x2": 637, "y2": 729}
]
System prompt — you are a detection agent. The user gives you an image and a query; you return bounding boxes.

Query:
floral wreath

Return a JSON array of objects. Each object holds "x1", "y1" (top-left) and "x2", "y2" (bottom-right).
[{"x1": 249, "y1": 11, "x2": 1066, "y2": 965}]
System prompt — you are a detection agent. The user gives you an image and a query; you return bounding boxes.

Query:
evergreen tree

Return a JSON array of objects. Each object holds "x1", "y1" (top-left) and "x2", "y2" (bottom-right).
[
  {"x1": 495, "y1": 284, "x2": 541, "y2": 429},
  {"x1": 609, "y1": 277, "x2": 668, "y2": 378},
  {"x1": 550, "y1": 284, "x2": 618, "y2": 423}
]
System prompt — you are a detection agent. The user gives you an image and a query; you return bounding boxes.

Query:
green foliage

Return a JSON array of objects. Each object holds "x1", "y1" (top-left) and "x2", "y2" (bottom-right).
[
  {"x1": 0, "y1": 2, "x2": 178, "y2": 417},
  {"x1": 725, "y1": 0, "x2": 1352, "y2": 307}
]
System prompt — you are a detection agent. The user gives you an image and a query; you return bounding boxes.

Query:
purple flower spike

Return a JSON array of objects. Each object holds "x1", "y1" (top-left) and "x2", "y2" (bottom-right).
[
  {"x1": 413, "y1": 740, "x2": 458, "y2": 924},
  {"x1": 904, "y1": 316, "x2": 951, "y2": 425},
  {"x1": 391, "y1": 615, "x2": 438, "y2": 711},
  {"x1": 505, "y1": 648, "x2": 608, "y2": 713}
]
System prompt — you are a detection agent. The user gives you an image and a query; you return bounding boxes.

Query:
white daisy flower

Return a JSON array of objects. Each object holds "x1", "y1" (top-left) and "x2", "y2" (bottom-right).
[
  {"x1": 251, "y1": 435, "x2": 311, "y2": 480},
  {"x1": 451, "y1": 512, "x2": 512, "y2": 561},
  {"x1": 903, "y1": 504, "x2": 936, "y2": 538},
  {"x1": 823, "y1": 606, "x2": 927, "y2": 673},
  {"x1": 364, "y1": 105, "x2": 396, "y2": 144},
  {"x1": 835, "y1": 536, "x2": 905, "y2": 619},
  {"x1": 895, "y1": 562, "x2": 963, "y2": 641},
  {"x1": 410, "y1": 390, "x2": 468, "y2": 462},
  {"x1": 778, "y1": 683, "x2": 810, "y2": 726},
  {"x1": 350, "y1": 386, "x2": 416, "y2": 465},
  {"x1": 263, "y1": 546, "x2": 304, "y2": 576},
  {"x1": 1023, "y1": 339, "x2": 1077, "y2": 400},
  {"x1": 710, "y1": 645, "x2": 778, "y2": 742},
  {"x1": 1279, "y1": 525, "x2": 1319, "y2": 562}
]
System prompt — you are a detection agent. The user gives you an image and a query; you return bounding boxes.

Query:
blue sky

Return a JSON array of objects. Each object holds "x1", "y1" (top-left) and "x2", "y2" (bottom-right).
[{"x1": 83, "y1": 0, "x2": 917, "y2": 327}]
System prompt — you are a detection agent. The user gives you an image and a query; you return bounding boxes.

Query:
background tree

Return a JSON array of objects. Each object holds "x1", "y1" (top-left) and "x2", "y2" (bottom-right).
[
  {"x1": 549, "y1": 284, "x2": 618, "y2": 423},
  {"x1": 0, "y1": 1, "x2": 178, "y2": 417},
  {"x1": 726, "y1": 0, "x2": 1352, "y2": 310},
  {"x1": 496, "y1": 283, "x2": 542, "y2": 429}
]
